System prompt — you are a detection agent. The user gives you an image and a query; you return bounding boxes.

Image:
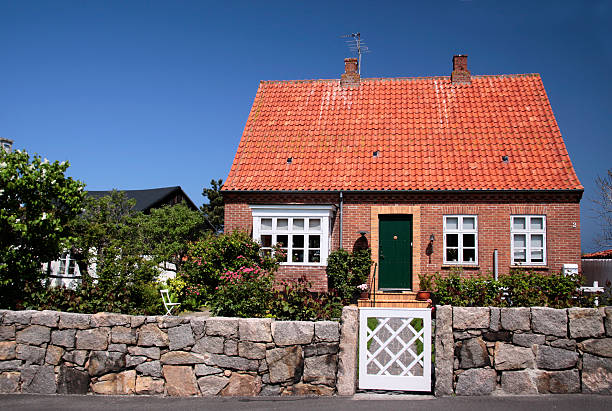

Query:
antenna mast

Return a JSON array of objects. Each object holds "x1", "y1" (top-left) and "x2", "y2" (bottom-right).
[{"x1": 341, "y1": 32, "x2": 370, "y2": 75}]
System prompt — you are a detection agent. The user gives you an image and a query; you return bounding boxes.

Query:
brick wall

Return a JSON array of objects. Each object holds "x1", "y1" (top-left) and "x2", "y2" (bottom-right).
[{"x1": 224, "y1": 191, "x2": 581, "y2": 290}]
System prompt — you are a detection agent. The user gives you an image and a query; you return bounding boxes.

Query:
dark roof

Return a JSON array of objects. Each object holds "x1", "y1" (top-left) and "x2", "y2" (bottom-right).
[
  {"x1": 582, "y1": 249, "x2": 612, "y2": 259},
  {"x1": 87, "y1": 186, "x2": 197, "y2": 212}
]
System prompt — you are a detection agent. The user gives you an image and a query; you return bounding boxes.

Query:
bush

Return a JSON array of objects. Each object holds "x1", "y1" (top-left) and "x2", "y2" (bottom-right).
[
  {"x1": 433, "y1": 269, "x2": 594, "y2": 308},
  {"x1": 327, "y1": 248, "x2": 373, "y2": 303},
  {"x1": 209, "y1": 266, "x2": 274, "y2": 317},
  {"x1": 270, "y1": 277, "x2": 343, "y2": 321}
]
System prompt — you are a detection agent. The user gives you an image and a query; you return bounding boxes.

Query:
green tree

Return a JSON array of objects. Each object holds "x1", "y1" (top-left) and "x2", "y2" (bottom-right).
[
  {"x1": 201, "y1": 178, "x2": 224, "y2": 232},
  {"x1": 131, "y1": 202, "x2": 208, "y2": 272},
  {"x1": 0, "y1": 149, "x2": 85, "y2": 307},
  {"x1": 68, "y1": 191, "x2": 161, "y2": 314}
]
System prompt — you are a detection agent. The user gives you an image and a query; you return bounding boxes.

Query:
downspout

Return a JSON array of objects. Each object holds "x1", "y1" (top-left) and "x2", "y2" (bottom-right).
[
  {"x1": 494, "y1": 249, "x2": 499, "y2": 281},
  {"x1": 339, "y1": 191, "x2": 344, "y2": 250}
]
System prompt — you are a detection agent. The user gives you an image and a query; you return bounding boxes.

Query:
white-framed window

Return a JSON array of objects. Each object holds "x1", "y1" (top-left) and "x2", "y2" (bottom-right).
[
  {"x1": 57, "y1": 252, "x2": 77, "y2": 276},
  {"x1": 250, "y1": 205, "x2": 334, "y2": 266},
  {"x1": 443, "y1": 215, "x2": 478, "y2": 264},
  {"x1": 511, "y1": 215, "x2": 546, "y2": 265}
]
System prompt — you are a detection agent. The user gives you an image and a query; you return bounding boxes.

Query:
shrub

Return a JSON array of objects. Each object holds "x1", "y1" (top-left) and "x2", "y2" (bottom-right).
[
  {"x1": 270, "y1": 277, "x2": 343, "y2": 321},
  {"x1": 433, "y1": 269, "x2": 594, "y2": 308},
  {"x1": 181, "y1": 230, "x2": 280, "y2": 306},
  {"x1": 327, "y1": 248, "x2": 373, "y2": 303},
  {"x1": 209, "y1": 266, "x2": 274, "y2": 317}
]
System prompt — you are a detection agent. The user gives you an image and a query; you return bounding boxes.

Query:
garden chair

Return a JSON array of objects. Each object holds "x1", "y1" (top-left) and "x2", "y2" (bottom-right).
[{"x1": 160, "y1": 289, "x2": 180, "y2": 316}]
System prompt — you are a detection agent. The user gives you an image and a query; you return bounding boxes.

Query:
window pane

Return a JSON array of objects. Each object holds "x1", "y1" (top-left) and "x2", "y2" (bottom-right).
[
  {"x1": 464, "y1": 249, "x2": 476, "y2": 262},
  {"x1": 446, "y1": 234, "x2": 458, "y2": 247},
  {"x1": 531, "y1": 249, "x2": 543, "y2": 262},
  {"x1": 514, "y1": 249, "x2": 526, "y2": 262},
  {"x1": 308, "y1": 218, "x2": 321, "y2": 230},
  {"x1": 277, "y1": 235, "x2": 288, "y2": 248},
  {"x1": 292, "y1": 235, "x2": 304, "y2": 248},
  {"x1": 513, "y1": 234, "x2": 526, "y2": 248},
  {"x1": 292, "y1": 249, "x2": 304, "y2": 263},
  {"x1": 530, "y1": 217, "x2": 544, "y2": 230},
  {"x1": 261, "y1": 218, "x2": 272, "y2": 231},
  {"x1": 277, "y1": 218, "x2": 288, "y2": 231},
  {"x1": 446, "y1": 248, "x2": 458, "y2": 262},
  {"x1": 261, "y1": 235, "x2": 272, "y2": 247},
  {"x1": 446, "y1": 217, "x2": 458, "y2": 230},
  {"x1": 462, "y1": 217, "x2": 475, "y2": 230},
  {"x1": 531, "y1": 234, "x2": 543, "y2": 248},
  {"x1": 309, "y1": 235, "x2": 320, "y2": 249},
  {"x1": 513, "y1": 217, "x2": 526, "y2": 230},
  {"x1": 463, "y1": 234, "x2": 475, "y2": 248},
  {"x1": 308, "y1": 250, "x2": 320, "y2": 263},
  {"x1": 293, "y1": 219, "x2": 304, "y2": 230},
  {"x1": 67, "y1": 262, "x2": 76, "y2": 275}
]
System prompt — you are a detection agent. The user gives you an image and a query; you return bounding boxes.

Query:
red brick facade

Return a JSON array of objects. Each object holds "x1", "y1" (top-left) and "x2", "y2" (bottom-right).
[{"x1": 224, "y1": 191, "x2": 581, "y2": 292}]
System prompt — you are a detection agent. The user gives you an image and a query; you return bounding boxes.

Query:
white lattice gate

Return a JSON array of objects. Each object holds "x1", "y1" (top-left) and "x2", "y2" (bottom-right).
[{"x1": 358, "y1": 308, "x2": 432, "y2": 391}]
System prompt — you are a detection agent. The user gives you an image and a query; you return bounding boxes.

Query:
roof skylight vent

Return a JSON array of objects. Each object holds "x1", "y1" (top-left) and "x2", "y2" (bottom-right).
[
  {"x1": 373, "y1": 150, "x2": 380, "y2": 158},
  {"x1": 287, "y1": 157, "x2": 293, "y2": 164},
  {"x1": 502, "y1": 155, "x2": 509, "y2": 163}
]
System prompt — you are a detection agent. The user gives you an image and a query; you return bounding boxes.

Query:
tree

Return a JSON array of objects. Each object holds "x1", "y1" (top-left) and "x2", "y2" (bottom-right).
[
  {"x1": 592, "y1": 169, "x2": 612, "y2": 249},
  {"x1": 201, "y1": 178, "x2": 224, "y2": 232},
  {"x1": 131, "y1": 202, "x2": 208, "y2": 272},
  {"x1": 68, "y1": 191, "x2": 161, "y2": 313},
  {"x1": 0, "y1": 149, "x2": 85, "y2": 307}
]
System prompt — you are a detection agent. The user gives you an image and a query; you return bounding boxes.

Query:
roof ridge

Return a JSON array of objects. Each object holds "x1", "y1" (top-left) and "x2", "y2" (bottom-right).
[{"x1": 259, "y1": 73, "x2": 541, "y2": 84}]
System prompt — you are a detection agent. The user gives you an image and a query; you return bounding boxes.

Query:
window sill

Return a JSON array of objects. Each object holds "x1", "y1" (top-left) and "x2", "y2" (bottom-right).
[
  {"x1": 510, "y1": 265, "x2": 549, "y2": 270},
  {"x1": 279, "y1": 263, "x2": 327, "y2": 268},
  {"x1": 441, "y1": 265, "x2": 480, "y2": 269}
]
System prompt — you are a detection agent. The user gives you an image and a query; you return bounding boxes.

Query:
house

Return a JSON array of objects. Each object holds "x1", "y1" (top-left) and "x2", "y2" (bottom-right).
[
  {"x1": 222, "y1": 55, "x2": 583, "y2": 307},
  {"x1": 46, "y1": 186, "x2": 198, "y2": 287},
  {"x1": 582, "y1": 249, "x2": 612, "y2": 289}
]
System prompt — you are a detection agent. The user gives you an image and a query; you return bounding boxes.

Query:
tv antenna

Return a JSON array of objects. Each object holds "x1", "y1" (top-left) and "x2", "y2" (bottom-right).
[{"x1": 340, "y1": 32, "x2": 370, "y2": 75}]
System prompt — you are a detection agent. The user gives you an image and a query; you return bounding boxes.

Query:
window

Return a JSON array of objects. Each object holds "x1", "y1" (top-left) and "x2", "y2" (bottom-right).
[
  {"x1": 57, "y1": 252, "x2": 77, "y2": 276},
  {"x1": 251, "y1": 205, "x2": 334, "y2": 265},
  {"x1": 511, "y1": 215, "x2": 546, "y2": 265},
  {"x1": 443, "y1": 215, "x2": 478, "y2": 264}
]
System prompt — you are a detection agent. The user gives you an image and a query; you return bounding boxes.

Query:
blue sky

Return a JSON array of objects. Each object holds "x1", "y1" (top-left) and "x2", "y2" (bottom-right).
[{"x1": 1, "y1": 0, "x2": 610, "y2": 252}]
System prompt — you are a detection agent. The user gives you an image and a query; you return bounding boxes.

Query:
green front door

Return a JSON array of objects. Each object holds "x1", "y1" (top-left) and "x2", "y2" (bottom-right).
[{"x1": 378, "y1": 215, "x2": 413, "y2": 290}]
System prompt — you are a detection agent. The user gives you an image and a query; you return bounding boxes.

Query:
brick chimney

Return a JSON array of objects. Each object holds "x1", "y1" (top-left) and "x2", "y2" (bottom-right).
[
  {"x1": 340, "y1": 58, "x2": 360, "y2": 87},
  {"x1": 451, "y1": 54, "x2": 471, "y2": 84}
]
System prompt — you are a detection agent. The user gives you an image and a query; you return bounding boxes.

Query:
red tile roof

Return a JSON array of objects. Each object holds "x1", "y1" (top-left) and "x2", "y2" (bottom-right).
[
  {"x1": 582, "y1": 249, "x2": 612, "y2": 259},
  {"x1": 223, "y1": 74, "x2": 582, "y2": 192}
]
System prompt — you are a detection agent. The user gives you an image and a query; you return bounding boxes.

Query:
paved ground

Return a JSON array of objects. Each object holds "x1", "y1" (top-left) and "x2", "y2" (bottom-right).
[{"x1": 1, "y1": 394, "x2": 611, "y2": 411}]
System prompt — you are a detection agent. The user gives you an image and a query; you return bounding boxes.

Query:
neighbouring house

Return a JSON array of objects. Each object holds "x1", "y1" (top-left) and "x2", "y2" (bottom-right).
[
  {"x1": 222, "y1": 55, "x2": 583, "y2": 307},
  {"x1": 582, "y1": 249, "x2": 612, "y2": 288},
  {"x1": 45, "y1": 186, "x2": 198, "y2": 287}
]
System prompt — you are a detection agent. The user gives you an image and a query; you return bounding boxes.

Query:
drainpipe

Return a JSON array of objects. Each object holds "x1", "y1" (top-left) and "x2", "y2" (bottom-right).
[
  {"x1": 494, "y1": 249, "x2": 499, "y2": 281},
  {"x1": 339, "y1": 191, "x2": 344, "y2": 250}
]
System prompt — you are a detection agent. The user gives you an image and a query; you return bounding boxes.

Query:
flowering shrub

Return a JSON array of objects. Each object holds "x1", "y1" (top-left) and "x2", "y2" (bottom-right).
[
  {"x1": 209, "y1": 265, "x2": 274, "y2": 317},
  {"x1": 179, "y1": 230, "x2": 281, "y2": 309}
]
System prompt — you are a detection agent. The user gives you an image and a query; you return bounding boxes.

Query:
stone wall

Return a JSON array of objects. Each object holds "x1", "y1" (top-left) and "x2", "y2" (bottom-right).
[
  {"x1": 0, "y1": 307, "x2": 359, "y2": 396},
  {"x1": 434, "y1": 306, "x2": 612, "y2": 396}
]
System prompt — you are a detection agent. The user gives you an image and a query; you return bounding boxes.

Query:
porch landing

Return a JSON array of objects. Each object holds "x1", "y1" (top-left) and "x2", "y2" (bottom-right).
[{"x1": 357, "y1": 291, "x2": 431, "y2": 308}]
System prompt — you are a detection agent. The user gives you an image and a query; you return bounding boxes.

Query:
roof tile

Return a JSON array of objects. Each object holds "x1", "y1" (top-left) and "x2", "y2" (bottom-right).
[{"x1": 223, "y1": 75, "x2": 582, "y2": 192}]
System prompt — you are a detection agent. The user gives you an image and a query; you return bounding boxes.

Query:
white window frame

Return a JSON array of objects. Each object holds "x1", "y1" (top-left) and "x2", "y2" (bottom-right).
[
  {"x1": 511, "y1": 215, "x2": 547, "y2": 266},
  {"x1": 443, "y1": 215, "x2": 478, "y2": 265},
  {"x1": 250, "y1": 205, "x2": 335, "y2": 266}
]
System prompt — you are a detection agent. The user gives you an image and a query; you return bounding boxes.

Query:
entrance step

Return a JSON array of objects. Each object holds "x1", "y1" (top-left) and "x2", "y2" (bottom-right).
[{"x1": 357, "y1": 291, "x2": 431, "y2": 308}]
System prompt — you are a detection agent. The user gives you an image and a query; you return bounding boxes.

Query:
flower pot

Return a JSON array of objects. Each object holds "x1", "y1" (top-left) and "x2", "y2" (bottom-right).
[
  {"x1": 359, "y1": 291, "x2": 369, "y2": 299},
  {"x1": 416, "y1": 291, "x2": 431, "y2": 301}
]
